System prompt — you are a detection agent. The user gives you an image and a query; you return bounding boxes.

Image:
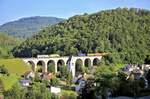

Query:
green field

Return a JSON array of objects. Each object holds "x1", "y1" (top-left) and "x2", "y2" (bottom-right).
[
  {"x1": 0, "y1": 58, "x2": 31, "y2": 90},
  {"x1": 0, "y1": 58, "x2": 31, "y2": 75},
  {"x1": 0, "y1": 74, "x2": 19, "y2": 91}
]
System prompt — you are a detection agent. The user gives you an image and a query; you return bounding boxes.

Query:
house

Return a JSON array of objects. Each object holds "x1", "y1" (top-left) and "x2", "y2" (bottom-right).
[
  {"x1": 75, "y1": 79, "x2": 86, "y2": 94},
  {"x1": 20, "y1": 80, "x2": 32, "y2": 87},
  {"x1": 75, "y1": 75, "x2": 86, "y2": 93},
  {"x1": 122, "y1": 64, "x2": 145, "y2": 80},
  {"x1": 24, "y1": 71, "x2": 35, "y2": 79},
  {"x1": 41, "y1": 72, "x2": 54, "y2": 80},
  {"x1": 132, "y1": 69, "x2": 144, "y2": 80}
]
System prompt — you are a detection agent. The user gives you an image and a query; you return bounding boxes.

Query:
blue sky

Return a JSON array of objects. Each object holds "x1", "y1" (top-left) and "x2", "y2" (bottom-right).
[{"x1": 0, "y1": 0, "x2": 150, "y2": 25}]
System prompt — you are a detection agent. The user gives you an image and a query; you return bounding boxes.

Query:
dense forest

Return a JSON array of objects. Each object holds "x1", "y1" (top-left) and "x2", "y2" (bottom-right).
[
  {"x1": 0, "y1": 16, "x2": 64, "y2": 38},
  {"x1": 0, "y1": 33, "x2": 22, "y2": 58},
  {"x1": 12, "y1": 8, "x2": 150, "y2": 64}
]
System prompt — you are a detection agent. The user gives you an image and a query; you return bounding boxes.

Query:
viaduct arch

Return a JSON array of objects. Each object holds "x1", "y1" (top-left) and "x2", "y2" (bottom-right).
[{"x1": 23, "y1": 55, "x2": 103, "y2": 78}]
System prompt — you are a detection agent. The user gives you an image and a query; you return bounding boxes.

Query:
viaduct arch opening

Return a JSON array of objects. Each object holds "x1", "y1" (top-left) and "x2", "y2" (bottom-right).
[
  {"x1": 57, "y1": 59, "x2": 65, "y2": 72},
  {"x1": 93, "y1": 58, "x2": 100, "y2": 66},
  {"x1": 75, "y1": 59, "x2": 83, "y2": 75},
  {"x1": 27, "y1": 61, "x2": 35, "y2": 72},
  {"x1": 84, "y1": 58, "x2": 91, "y2": 68},
  {"x1": 37, "y1": 60, "x2": 45, "y2": 72},
  {"x1": 47, "y1": 60, "x2": 55, "y2": 73}
]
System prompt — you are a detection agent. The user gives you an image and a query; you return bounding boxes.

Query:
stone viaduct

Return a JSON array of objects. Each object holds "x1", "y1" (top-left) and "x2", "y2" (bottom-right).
[{"x1": 22, "y1": 54, "x2": 103, "y2": 77}]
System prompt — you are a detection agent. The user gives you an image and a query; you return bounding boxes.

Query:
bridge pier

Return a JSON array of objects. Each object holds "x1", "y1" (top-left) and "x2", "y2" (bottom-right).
[
  {"x1": 33, "y1": 65, "x2": 37, "y2": 72},
  {"x1": 43, "y1": 64, "x2": 47, "y2": 73},
  {"x1": 54, "y1": 60, "x2": 58, "y2": 73}
]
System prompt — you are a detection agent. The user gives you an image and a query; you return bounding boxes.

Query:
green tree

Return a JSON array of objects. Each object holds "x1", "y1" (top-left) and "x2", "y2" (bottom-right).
[
  {"x1": 0, "y1": 65, "x2": 9, "y2": 75},
  {"x1": 34, "y1": 73, "x2": 42, "y2": 82},
  {"x1": 82, "y1": 77, "x2": 96, "y2": 99},
  {"x1": 66, "y1": 71, "x2": 72, "y2": 85},
  {"x1": 50, "y1": 77, "x2": 59, "y2": 86},
  {"x1": 0, "y1": 79, "x2": 4, "y2": 93},
  {"x1": 3, "y1": 83, "x2": 23, "y2": 99},
  {"x1": 47, "y1": 65, "x2": 55, "y2": 73},
  {"x1": 146, "y1": 69, "x2": 150, "y2": 88},
  {"x1": 59, "y1": 66, "x2": 68, "y2": 78},
  {"x1": 94, "y1": 66, "x2": 120, "y2": 99}
]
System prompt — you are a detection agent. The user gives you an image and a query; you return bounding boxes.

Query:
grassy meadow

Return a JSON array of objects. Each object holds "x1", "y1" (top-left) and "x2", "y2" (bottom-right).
[
  {"x1": 0, "y1": 58, "x2": 31, "y2": 90},
  {"x1": 0, "y1": 58, "x2": 31, "y2": 75}
]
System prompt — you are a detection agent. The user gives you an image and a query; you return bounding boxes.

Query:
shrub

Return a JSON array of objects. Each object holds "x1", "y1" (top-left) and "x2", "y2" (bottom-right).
[
  {"x1": 51, "y1": 93, "x2": 60, "y2": 99},
  {"x1": 59, "y1": 66, "x2": 68, "y2": 78},
  {"x1": 47, "y1": 65, "x2": 55, "y2": 73},
  {"x1": 34, "y1": 73, "x2": 42, "y2": 82},
  {"x1": 61, "y1": 90, "x2": 77, "y2": 99},
  {"x1": 37, "y1": 68, "x2": 42, "y2": 72},
  {"x1": 66, "y1": 71, "x2": 72, "y2": 85},
  {"x1": 0, "y1": 65, "x2": 9, "y2": 75},
  {"x1": 50, "y1": 77, "x2": 60, "y2": 86}
]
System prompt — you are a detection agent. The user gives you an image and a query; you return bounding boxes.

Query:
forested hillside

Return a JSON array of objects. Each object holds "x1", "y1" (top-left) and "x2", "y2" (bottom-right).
[
  {"x1": 12, "y1": 8, "x2": 150, "y2": 64},
  {"x1": 0, "y1": 16, "x2": 64, "y2": 38},
  {"x1": 0, "y1": 33, "x2": 22, "y2": 58}
]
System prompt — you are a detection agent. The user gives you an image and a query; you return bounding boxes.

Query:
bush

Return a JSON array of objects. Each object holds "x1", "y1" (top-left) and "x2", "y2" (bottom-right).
[
  {"x1": 47, "y1": 65, "x2": 55, "y2": 73},
  {"x1": 59, "y1": 66, "x2": 68, "y2": 78},
  {"x1": 0, "y1": 79, "x2": 4, "y2": 92},
  {"x1": 0, "y1": 65, "x2": 9, "y2": 75},
  {"x1": 51, "y1": 93, "x2": 60, "y2": 99},
  {"x1": 81, "y1": 66, "x2": 88, "y2": 74},
  {"x1": 66, "y1": 71, "x2": 72, "y2": 85},
  {"x1": 61, "y1": 90, "x2": 77, "y2": 99},
  {"x1": 50, "y1": 77, "x2": 60, "y2": 86},
  {"x1": 4, "y1": 82, "x2": 52, "y2": 99},
  {"x1": 34, "y1": 73, "x2": 42, "y2": 82},
  {"x1": 37, "y1": 68, "x2": 42, "y2": 72}
]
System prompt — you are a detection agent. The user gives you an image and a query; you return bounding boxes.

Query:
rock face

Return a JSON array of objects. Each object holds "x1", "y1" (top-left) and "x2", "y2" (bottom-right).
[{"x1": 0, "y1": 16, "x2": 64, "y2": 38}]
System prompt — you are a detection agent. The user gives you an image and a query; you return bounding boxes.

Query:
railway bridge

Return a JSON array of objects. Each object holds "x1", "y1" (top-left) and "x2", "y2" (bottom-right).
[{"x1": 22, "y1": 53, "x2": 106, "y2": 77}]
